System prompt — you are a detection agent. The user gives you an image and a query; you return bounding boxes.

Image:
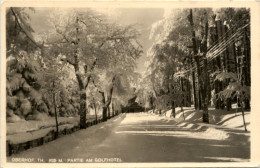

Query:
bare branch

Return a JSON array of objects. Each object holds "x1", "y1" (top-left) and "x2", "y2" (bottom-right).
[
  {"x1": 53, "y1": 24, "x2": 78, "y2": 45},
  {"x1": 65, "y1": 59, "x2": 75, "y2": 66},
  {"x1": 84, "y1": 58, "x2": 97, "y2": 89},
  {"x1": 90, "y1": 58, "x2": 97, "y2": 71},
  {"x1": 10, "y1": 7, "x2": 42, "y2": 49},
  {"x1": 92, "y1": 79, "x2": 104, "y2": 95},
  {"x1": 78, "y1": 19, "x2": 90, "y2": 28},
  {"x1": 85, "y1": 75, "x2": 92, "y2": 89}
]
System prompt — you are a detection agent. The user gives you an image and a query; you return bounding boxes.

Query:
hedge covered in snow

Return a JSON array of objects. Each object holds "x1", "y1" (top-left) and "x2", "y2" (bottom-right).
[{"x1": 6, "y1": 52, "x2": 81, "y2": 123}]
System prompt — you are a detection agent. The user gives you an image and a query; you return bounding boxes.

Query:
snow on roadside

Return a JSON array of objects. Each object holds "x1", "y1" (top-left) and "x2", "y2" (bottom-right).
[
  {"x1": 119, "y1": 113, "x2": 229, "y2": 140},
  {"x1": 6, "y1": 116, "x2": 80, "y2": 135},
  {"x1": 6, "y1": 124, "x2": 77, "y2": 144},
  {"x1": 195, "y1": 127, "x2": 229, "y2": 140},
  {"x1": 145, "y1": 106, "x2": 251, "y2": 141},
  {"x1": 217, "y1": 112, "x2": 250, "y2": 131},
  {"x1": 174, "y1": 121, "x2": 229, "y2": 140},
  {"x1": 7, "y1": 127, "x2": 54, "y2": 144},
  {"x1": 6, "y1": 115, "x2": 103, "y2": 135},
  {"x1": 120, "y1": 112, "x2": 166, "y2": 125},
  {"x1": 116, "y1": 127, "x2": 229, "y2": 140},
  {"x1": 6, "y1": 114, "x2": 105, "y2": 145},
  {"x1": 162, "y1": 106, "x2": 250, "y2": 131},
  {"x1": 119, "y1": 109, "x2": 249, "y2": 142}
]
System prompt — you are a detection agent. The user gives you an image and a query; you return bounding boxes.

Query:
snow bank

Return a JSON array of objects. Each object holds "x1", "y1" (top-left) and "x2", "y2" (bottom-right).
[
  {"x1": 195, "y1": 127, "x2": 229, "y2": 140},
  {"x1": 6, "y1": 114, "x2": 104, "y2": 136},
  {"x1": 120, "y1": 113, "x2": 229, "y2": 140},
  {"x1": 217, "y1": 112, "x2": 250, "y2": 130},
  {"x1": 6, "y1": 123, "x2": 77, "y2": 144},
  {"x1": 145, "y1": 106, "x2": 250, "y2": 142},
  {"x1": 7, "y1": 116, "x2": 80, "y2": 135},
  {"x1": 121, "y1": 113, "x2": 159, "y2": 125},
  {"x1": 182, "y1": 123, "x2": 194, "y2": 129},
  {"x1": 165, "y1": 106, "x2": 251, "y2": 131},
  {"x1": 116, "y1": 127, "x2": 228, "y2": 140},
  {"x1": 7, "y1": 127, "x2": 54, "y2": 144}
]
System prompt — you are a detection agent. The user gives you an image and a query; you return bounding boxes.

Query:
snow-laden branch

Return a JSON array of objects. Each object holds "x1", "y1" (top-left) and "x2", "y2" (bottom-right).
[{"x1": 10, "y1": 8, "x2": 42, "y2": 49}]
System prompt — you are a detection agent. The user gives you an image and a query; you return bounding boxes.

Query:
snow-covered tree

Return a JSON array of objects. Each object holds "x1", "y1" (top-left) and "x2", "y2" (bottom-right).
[
  {"x1": 45, "y1": 9, "x2": 142, "y2": 127},
  {"x1": 6, "y1": 7, "x2": 51, "y2": 122},
  {"x1": 214, "y1": 71, "x2": 250, "y2": 131}
]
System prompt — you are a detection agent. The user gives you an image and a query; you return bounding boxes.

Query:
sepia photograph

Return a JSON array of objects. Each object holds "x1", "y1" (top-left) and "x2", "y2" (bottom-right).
[{"x1": 1, "y1": 1, "x2": 260, "y2": 167}]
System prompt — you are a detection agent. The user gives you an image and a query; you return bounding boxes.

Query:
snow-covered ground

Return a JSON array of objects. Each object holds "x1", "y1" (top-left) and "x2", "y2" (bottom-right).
[
  {"x1": 7, "y1": 116, "x2": 80, "y2": 135},
  {"x1": 158, "y1": 105, "x2": 250, "y2": 131},
  {"x1": 7, "y1": 112, "x2": 250, "y2": 162},
  {"x1": 6, "y1": 115, "x2": 102, "y2": 144}
]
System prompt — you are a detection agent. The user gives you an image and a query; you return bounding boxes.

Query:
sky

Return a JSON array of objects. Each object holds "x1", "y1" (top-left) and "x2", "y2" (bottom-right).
[{"x1": 28, "y1": 8, "x2": 164, "y2": 73}]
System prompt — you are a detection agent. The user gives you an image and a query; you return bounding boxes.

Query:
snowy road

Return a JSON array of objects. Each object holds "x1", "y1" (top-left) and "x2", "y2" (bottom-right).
[{"x1": 8, "y1": 113, "x2": 250, "y2": 162}]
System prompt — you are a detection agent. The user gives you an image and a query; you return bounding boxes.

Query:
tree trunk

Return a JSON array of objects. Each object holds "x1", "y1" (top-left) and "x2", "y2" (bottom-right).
[
  {"x1": 243, "y1": 20, "x2": 251, "y2": 110},
  {"x1": 180, "y1": 77, "x2": 185, "y2": 120},
  {"x1": 186, "y1": 77, "x2": 192, "y2": 107},
  {"x1": 188, "y1": 9, "x2": 202, "y2": 110},
  {"x1": 150, "y1": 96, "x2": 155, "y2": 113},
  {"x1": 215, "y1": 20, "x2": 225, "y2": 109},
  {"x1": 226, "y1": 98, "x2": 232, "y2": 112},
  {"x1": 201, "y1": 18, "x2": 210, "y2": 124},
  {"x1": 191, "y1": 65, "x2": 198, "y2": 109},
  {"x1": 102, "y1": 106, "x2": 107, "y2": 122},
  {"x1": 94, "y1": 102, "x2": 97, "y2": 124},
  {"x1": 105, "y1": 77, "x2": 115, "y2": 119},
  {"x1": 244, "y1": 99, "x2": 250, "y2": 110},
  {"x1": 52, "y1": 81, "x2": 59, "y2": 138},
  {"x1": 222, "y1": 23, "x2": 232, "y2": 112},
  {"x1": 74, "y1": 60, "x2": 87, "y2": 129},
  {"x1": 107, "y1": 105, "x2": 111, "y2": 119},
  {"x1": 79, "y1": 90, "x2": 87, "y2": 129},
  {"x1": 99, "y1": 76, "x2": 115, "y2": 121},
  {"x1": 171, "y1": 101, "x2": 175, "y2": 118},
  {"x1": 112, "y1": 103, "x2": 115, "y2": 117},
  {"x1": 222, "y1": 24, "x2": 228, "y2": 71},
  {"x1": 99, "y1": 91, "x2": 107, "y2": 121},
  {"x1": 198, "y1": 87, "x2": 202, "y2": 110},
  {"x1": 202, "y1": 59, "x2": 210, "y2": 123},
  {"x1": 74, "y1": 17, "x2": 87, "y2": 129}
]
